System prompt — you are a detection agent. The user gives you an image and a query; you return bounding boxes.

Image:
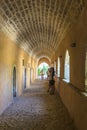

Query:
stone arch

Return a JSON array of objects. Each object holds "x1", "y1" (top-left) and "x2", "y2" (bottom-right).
[{"x1": 38, "y1": 57, "x2": 51, "y2": 66}]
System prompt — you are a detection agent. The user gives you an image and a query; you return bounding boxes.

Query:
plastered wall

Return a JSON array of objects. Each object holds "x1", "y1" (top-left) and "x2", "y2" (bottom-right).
[
  {"x1": 0, "y1": 32, "x2": 36, "y2": 114},
  {"x1": 55, "y1": 7, "x2": 87, "y2": 130}
]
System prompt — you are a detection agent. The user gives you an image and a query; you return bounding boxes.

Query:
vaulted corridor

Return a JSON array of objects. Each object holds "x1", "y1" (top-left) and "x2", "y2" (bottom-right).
[
  {"x1": 0, "y1": 80, "x2": 76, "y2": 130},
  {"x1": 0, "y1": 0, "x2": 87, "y2": 130}
]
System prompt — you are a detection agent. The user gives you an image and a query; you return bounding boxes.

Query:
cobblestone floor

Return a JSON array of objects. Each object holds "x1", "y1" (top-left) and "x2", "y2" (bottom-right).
[{"x1": 0, "y1": 80, "x2": 76, "y2": 130}]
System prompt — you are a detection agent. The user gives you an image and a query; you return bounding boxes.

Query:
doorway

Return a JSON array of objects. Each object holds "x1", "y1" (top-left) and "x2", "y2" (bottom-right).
[
  {"x1": 13, "y1": 67, "x2": 16, "y2": 97},
  {"x1": 24, "y1": 68, "x2": 26, "y2": 88},
  {"x1": 30, "y1": 68, "x2": 32, "y2": 84}
]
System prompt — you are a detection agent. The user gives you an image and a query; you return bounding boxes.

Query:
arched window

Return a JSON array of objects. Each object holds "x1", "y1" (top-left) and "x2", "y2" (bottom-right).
[
  {"x1": 85, "y1": 51, "x2": 87, "y2": 91},
  {"x1": 58, "y1": 57, "x2": 60, "y2": 77},
  {"x1": 64, "y1": 50, "x2": 70, "y2": 82}
]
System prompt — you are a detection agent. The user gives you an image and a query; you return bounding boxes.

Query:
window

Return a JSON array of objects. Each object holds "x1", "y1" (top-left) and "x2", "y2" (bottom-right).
[
  {"x1": 85, "y1": 51, "x2": 87, "y2": 91},
  {"x1": 58, "y1": 57, "x2": 60, "y2": 77},
  {"x1": 64, "y1": 50, "x2": 70, "y2": 82}
]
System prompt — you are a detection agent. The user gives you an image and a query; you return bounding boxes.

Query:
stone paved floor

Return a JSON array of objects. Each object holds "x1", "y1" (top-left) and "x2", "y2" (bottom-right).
[{"x1": 0, "y1": 80, "x2": 76, "y2": 130}]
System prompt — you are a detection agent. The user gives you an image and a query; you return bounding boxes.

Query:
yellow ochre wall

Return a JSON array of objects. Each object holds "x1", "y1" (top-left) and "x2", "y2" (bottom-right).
[
  {"x1": 0, "y1": 32, "x2": 36, "y2": 114},
  {"x1": 55, "y1": 6, "x2": 87, "y2": 130}
]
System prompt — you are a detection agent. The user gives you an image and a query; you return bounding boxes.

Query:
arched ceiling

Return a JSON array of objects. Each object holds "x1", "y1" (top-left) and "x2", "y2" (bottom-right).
[
  {"x1": 0, "y1": 0, "x2": 84, "y2": 60},
  {"x1": 38, "y1": 57, "x2": 50, "y2": 66},
  {"x1": 32, "y1": 46, "x2": 54, "y2": 60}
]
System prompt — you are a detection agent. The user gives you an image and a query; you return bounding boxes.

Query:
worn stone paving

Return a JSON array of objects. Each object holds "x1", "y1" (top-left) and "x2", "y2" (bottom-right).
[{"x1": 0, "y1": 80, "x2": 76, "y2": 130}]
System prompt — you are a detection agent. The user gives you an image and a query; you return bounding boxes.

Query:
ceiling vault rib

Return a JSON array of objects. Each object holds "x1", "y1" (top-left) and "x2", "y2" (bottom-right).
[{"x1": 31, "y1": 0, "x2": 39, "y2": 47}]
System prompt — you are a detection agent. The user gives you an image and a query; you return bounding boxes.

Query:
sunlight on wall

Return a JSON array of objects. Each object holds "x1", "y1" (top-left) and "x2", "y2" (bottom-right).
[{"x1": 58, "y1": 57, "x2": 60, "y2": 77}]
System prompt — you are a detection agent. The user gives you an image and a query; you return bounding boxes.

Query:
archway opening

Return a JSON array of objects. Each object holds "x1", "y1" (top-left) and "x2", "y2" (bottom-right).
[
  {"x1": 13, "y1": 67, "x2": 16, "y2": 97},
  {"x1": 64, "y1": 50, "x2": 70, "y2": 82},
  {"x1": 37, "y1": 62, "x2": 49, "y2": 79},
  {"x1": 58, "y1": 57, "x2": 60, "y2": 77},
  {"x1": 54, "y1": 61, "x2": 56, "y2": 73}
]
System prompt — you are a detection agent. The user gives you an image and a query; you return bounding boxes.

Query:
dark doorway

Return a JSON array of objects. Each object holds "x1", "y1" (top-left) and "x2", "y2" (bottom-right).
[
  {"x1": 13, "y1": 67, "x2": 16, "y2": 97},
  {"x1": 24, "y1": 68, "x2": 26, "y2": 88},
  {"x1": 30, "y1": 68, "x2": 32, "y2": 84}
]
